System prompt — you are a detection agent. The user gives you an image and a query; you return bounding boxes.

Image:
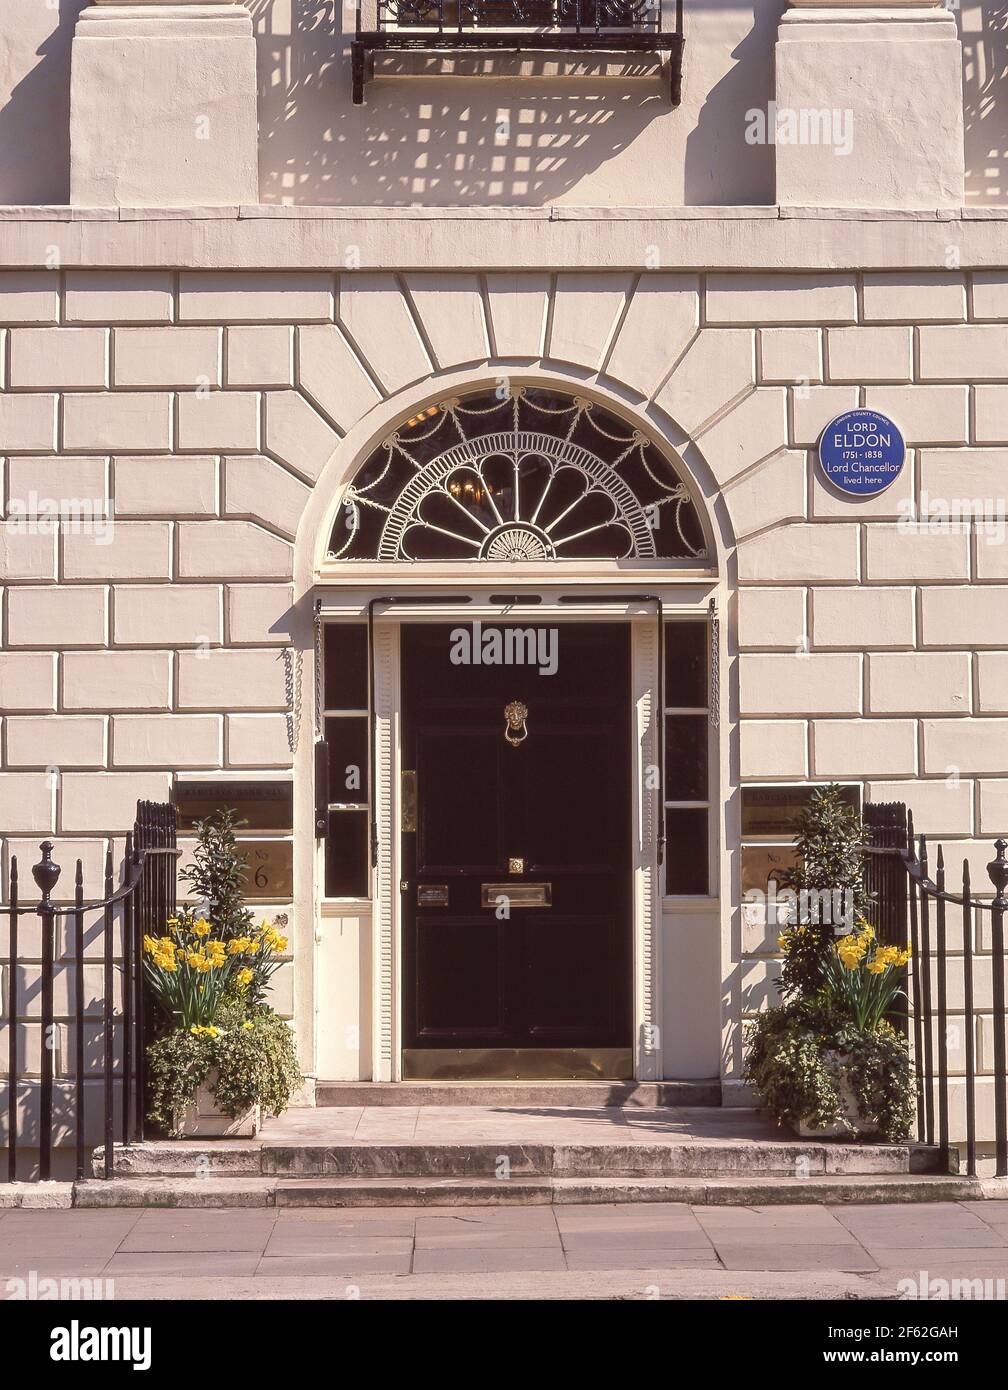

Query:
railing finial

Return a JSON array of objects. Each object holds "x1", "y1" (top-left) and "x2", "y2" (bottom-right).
[
  {"x1": 31, "y1": 841, "x2": 60, "y2": 904},
  {"x1": 988, "y1": 838, "x2": 1008, "y2": 906}
]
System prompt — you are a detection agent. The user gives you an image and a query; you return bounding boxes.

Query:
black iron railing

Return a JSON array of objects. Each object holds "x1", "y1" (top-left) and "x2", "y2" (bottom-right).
[
  {"x1": 864, "y1": 800, "x2": 1008, "y2": 1179},
  {"x1": 2, "y1": 801, "x2": 178, "y2": 1182},
  {"x1": 351, "y1": 0, "x2": 684, "y2": 103}
]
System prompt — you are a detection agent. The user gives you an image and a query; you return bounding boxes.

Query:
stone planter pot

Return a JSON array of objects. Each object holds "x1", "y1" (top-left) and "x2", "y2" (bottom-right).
[
  {"x1": 174, "y1": 1070, "x2": 260, "y2": 1138},
  {"x1": 791, "y1": 1051, "x2": 880, "y2": 1139}
]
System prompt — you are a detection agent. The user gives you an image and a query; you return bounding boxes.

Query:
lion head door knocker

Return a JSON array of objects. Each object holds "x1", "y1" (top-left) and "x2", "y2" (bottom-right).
[{"x1": 504, "y1": 700, "x2": 529, "y2": 748}]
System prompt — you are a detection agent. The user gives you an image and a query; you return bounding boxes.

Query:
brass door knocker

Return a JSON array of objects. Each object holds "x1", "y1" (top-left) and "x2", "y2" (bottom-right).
[{"x1": 504, "y1": 700, "x2": 529, "y2": 747}]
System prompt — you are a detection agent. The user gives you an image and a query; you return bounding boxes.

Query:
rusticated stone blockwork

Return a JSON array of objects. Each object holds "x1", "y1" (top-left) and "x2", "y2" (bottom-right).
[{"x1": 1, "y1": 267, "x2": 1006, "y2": 1116}]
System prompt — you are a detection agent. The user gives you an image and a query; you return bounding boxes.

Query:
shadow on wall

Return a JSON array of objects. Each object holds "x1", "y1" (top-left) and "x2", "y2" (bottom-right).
[
  {"x1": 962, "y1": 2, "x2": 1008, "y2": 204},
  {"x1": 684, "y1": 0, "x2": 779, "y2": 205},
  {"x1": 249, "y1": 0, "x2": 778, "y2": 206},
  {"x1": 0, "y1": 0, "x2": 85, "y2": 204}
]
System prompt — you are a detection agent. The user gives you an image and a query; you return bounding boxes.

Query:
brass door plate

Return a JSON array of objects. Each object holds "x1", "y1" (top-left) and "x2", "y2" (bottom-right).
[
  {"x1": 481, "y1": 882, "x2": 551, "y2": 908},
  {"x1": 417, "y1": 883, "x2": 449, "y2": 907},
  {"x1": 401, "y1": 770, "x2": 417, "y2": 832}
]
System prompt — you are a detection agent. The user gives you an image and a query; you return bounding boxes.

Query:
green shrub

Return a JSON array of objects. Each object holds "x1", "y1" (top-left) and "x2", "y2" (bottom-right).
[
  {"x1": 745, "y1": 999, "x2": 915, "y2": 1142},
  {"x1": 146, "y1": 1003, "x2": 303, "y2": 1137},
  {"x1": 778, "y1": 784, "x2": 873, "y2": 1000}
]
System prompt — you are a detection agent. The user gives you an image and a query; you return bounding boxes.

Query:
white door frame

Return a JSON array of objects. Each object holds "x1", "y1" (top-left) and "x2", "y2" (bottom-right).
[{"x1": 315, "y1": 583, "x2": 719, "y2": 1083}]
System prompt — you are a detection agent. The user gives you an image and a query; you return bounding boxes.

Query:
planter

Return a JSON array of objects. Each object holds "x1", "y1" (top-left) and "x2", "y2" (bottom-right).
[
  {"x1": 173, "y1": 1070, "x2": 260, "y2": 1138},
  {"x1": 791, "y1": 1051, "x2": 880, "y2": 1139}
]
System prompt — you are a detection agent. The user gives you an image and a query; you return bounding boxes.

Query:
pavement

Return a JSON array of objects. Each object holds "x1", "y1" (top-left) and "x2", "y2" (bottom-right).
[{"x1": 2, "y1": 1200, "x2": 1008, "y2": 1299}]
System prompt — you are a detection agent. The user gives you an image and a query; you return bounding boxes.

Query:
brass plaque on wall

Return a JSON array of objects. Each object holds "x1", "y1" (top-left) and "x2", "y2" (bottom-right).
[
  {"x1": 741, "y1": 785, "x2": 860, "y2": 839},
  {"x1": 239, "y1": 840, "x2": 294, "y2": 900},
  {"x1": 741, "y1": 845, "x2": 801, "y2": 896},
  {"x1": 174, "y1": 780, "x2": 293, "y2": 831}
]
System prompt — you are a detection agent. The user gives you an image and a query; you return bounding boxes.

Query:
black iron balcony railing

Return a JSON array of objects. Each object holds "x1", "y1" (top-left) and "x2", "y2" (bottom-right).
[{"x1": 351, "y1": 0, "x2": 684, "y2": 104}]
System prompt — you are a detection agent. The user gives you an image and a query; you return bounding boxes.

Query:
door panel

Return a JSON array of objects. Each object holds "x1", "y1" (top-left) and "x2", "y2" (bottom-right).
[
  {"x1": 415, "y1": 919, "x2": 505, "y2": 1037},
  {"x1": 401, "y1": 622, "x2": 632, "y2": 1074},
  {"x1": 525, "y1": 918, "x2": 619, "y2": 1035},
  {"x1": 417, "y1": 729, "x2": 501, "y2": 871}
]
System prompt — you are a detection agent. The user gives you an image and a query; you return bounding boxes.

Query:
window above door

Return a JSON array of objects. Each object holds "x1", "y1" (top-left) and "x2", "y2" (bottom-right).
[{"x1": 327, "y1": 385, "x2": 707, "y2": 566}]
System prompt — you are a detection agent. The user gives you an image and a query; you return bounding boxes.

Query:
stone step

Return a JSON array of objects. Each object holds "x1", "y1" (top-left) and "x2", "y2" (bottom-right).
[
  {"x1": 315, "y1": 1081, "x2": 722, "y2": 1107},
  {"x1": 72, "y1": 1172, "x2": 985, "y2": 1209},
  {"x1": 98, "y1": 1137, "x2": 942, "y2": 1180}
]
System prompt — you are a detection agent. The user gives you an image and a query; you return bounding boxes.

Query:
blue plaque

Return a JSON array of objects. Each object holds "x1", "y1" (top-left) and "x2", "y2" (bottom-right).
[{"x1": 818, "y1": 409, "x2": 905, "y2": 498}]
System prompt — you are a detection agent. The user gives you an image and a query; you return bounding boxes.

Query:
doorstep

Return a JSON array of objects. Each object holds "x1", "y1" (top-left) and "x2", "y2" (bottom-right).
[
  {"x1": 83, "y1": 1103, "x2": 967, "y2": 1208},
  {"x1": 315, "y1": 1081, "x2": 722, "y2": 1107}
]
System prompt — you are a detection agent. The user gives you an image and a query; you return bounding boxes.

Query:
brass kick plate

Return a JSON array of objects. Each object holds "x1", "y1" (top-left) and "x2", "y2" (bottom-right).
[
  {"x1": 402, "y1": 1047, "x2": 633, "y2": 1081},
  {"x1": 481, "y1": 882, "x2": 551, "y2": 908},
  {"x1": 417, "y1": 883, "x2": 449, "y2": 907}
]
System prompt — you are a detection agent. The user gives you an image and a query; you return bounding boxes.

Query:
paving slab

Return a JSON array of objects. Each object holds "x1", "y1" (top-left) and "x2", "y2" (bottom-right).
[
  {"x1": 832, "y1": 1202, "x2": 1005, "y2": 1248},
  {"x1": 104, "y1": 1252, "x2": 263, "y2": 1276},
  {"x1": 120, "y1": 1209, "x2": 278, "y2": 1253},
  {"x1": 412, "y1": 1246, "x2": 568, "y2": 1274},
  {"x1": 692, "y1": 1209, "x2": 861, "y2": 1245},
  {"x1": 560, "y1": 1231, "x2": 715, "y2": 1254},
  {"x1": 257, "y1": 1251, "x2": 414, "y2": 1276},
  {"x1": 264, "y1": 1229, "x2": 415, "y2": 1256},
  {"x1": 865, "y1": 1246, "x2": 1008, "y2": 1271},
  {"x1": 0, "y1": 1259, "x2": 114, "y2": 1278},
  {"x1": 711, "y1": 1243, "x2": 880, "y2": 1273},
  {"x1": 563, "y1": 1250, "x2": 722, "y2": 1272}
]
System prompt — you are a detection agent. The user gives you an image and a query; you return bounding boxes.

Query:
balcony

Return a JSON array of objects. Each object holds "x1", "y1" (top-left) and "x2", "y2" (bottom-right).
[{"x1": 351, "y1": 0, "x2": 684, "y2": 105}]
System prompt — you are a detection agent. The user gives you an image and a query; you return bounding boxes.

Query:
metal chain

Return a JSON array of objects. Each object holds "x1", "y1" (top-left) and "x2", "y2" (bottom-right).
[
  {"x1": 708, "y1": 596, "x2": 720, "y2": 729},
  {"x1": 313, "y1": 599, "x2": 323, "y2": 739},
  {"x1": 284, "y1": 647, "x2": 303, "y2": 755}
]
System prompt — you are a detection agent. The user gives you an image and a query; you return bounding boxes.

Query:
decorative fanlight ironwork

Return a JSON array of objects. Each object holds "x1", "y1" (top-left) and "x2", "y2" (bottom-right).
[{"x1": 327, "y1": 386, "x2": 707, "y2": 563}]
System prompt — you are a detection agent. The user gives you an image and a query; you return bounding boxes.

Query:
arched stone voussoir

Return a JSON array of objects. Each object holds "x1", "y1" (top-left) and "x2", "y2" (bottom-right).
[
  {"x1": 338, "y1": 273, "x2": 433, "y2": 393},
  {"x1": 484, "y1": 274, "x2": 551, "y2": 359},
  {"x1": 298, "y1": 324, "x2": 384, "y2": 432},
  {"x1": 721, "y1": 449, "x2": 807, "y2": 541},
  {"x1": 603, "y1": 274, "x2": 700, "y2": 400},
  {"x1": 403, "y1": 274, "x2": 491, "y2": 370},
  {"x1": 653, "y1": 328, "x2": 755, "y2": 436},
  {"x1": 693, "y1": 387, "x2": 790, "y2": 488},
  {"x1": 546, "y1": 272, "x2": 634, "y2": 372},
  {"x1": 223, "y1": 455, "x2": 313, "y2": 541},
  {"x1": 265, "y1": 390, "x2": 341, "y2": 484}
]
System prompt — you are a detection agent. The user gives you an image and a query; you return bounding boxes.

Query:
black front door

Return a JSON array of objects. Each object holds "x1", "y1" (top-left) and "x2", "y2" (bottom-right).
[{"x1": 401, "y1": 622, "x2": 632, "y2": 1078}]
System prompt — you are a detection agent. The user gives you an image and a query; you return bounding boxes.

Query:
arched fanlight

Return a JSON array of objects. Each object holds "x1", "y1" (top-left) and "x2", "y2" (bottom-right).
[{"x1": 328, "y1": 386, "x2": 707, "y2": 562}]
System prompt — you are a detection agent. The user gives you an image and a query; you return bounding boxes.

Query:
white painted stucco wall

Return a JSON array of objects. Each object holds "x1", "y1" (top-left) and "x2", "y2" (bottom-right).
[
  {"x1": 1, "y1": 241, "x2": 1006, "y2": 1138},
  {"x1": 0, "y1": 0, "x2": 1002, "y2": 208}
]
